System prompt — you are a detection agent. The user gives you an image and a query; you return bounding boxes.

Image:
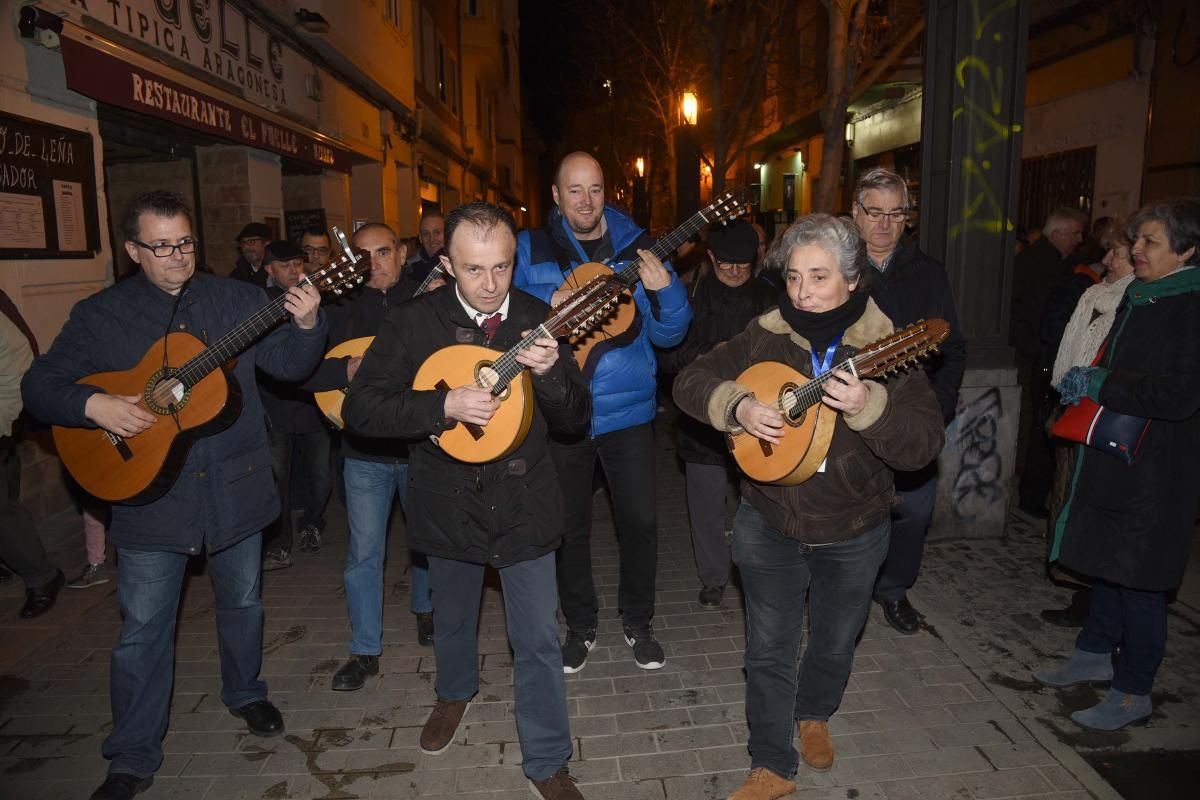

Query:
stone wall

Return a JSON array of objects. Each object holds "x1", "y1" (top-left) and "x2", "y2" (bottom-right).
[
  {"x1": 195, "y1": 146, "x2": 251, "y2": 276},
  {"x1": 105, "y1": 158, "x2": 196, "y2": 278}
]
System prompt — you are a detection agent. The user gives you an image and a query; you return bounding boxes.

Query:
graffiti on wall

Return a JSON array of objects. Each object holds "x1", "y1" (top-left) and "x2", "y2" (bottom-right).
[
  {"x1": 949, "y1": 0, "x2": 1022, "y2": 240},
  {"x1": 953, "y1": 388, "x2": 1005, "y2": 521}
]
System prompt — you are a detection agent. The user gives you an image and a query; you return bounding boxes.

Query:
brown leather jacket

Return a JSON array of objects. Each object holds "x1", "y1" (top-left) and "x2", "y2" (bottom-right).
[{"x1": 672, "y1": 298, "x2": 944, "y2": 544}]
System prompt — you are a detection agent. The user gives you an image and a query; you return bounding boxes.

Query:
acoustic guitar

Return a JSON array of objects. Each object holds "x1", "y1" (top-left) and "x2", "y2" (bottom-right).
[
  {"x1": 556, "y1": 188, "x2": 751, "y2": 374},
  {"x1": 412, "y1": 274, "x2": 630, "y2": 463},
  {"x1": 313, "y1": 259, "x2": 445, "y2": 428},
  {"x1": 728, "y1": 319, "x2": 950, "y2": 485},
  {"x1": 52, "y1": 236, "x2": 371, "y2": 503}
]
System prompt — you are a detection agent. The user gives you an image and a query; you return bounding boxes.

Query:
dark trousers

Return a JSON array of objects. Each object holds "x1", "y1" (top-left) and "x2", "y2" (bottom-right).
[
  {"x1": 733, "y1": 499, "x2": 889, "y2": 778},
  {"x1": 553, "y1": 423, "x2": 658, "y2": 633},
  {"x1": 103, "y1": 533, "x2": 266, "y2": 777},
  {"x1": 1018, "y1": 368, "x2": 1056, "y2": 511},
  {"x1": 428, "y1": 552, "x2": 572, "y2": 781},
  {"x1": 1076, "y1": 580, "x2": 1167, "y2": 696},
  {"x1": 266, "y1": 429, "x2": 331, "y2": 554},
  {"x1": 873, "y1": 466, "x2": 937, "y2": 603},
  {"x1": 0, "y1": 439, "x2": 56, "y2": 588},
  {"x1": 684, "y1": 461, "x2": 738, "y2": 588}
]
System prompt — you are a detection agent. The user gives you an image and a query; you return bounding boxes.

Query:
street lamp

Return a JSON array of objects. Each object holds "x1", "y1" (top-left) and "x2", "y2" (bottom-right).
[
  {"x1": 676, "y1": 91, "x2": 701, "y2": 223},
  {"x1": 635, "y1": 157, "x2": 645, "y2": 178},
  {"x1": 681, "y1": 91, "x2": 699, "y2": 126}
]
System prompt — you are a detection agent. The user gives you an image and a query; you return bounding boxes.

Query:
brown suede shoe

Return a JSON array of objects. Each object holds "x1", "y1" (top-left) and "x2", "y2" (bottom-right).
[
  {"x1": 797, "y1": 719, "x2": 834, "y2": 771},
  {"x1": 727, "y1": 767, "x2": 796, "y2": 800},
  {"x1": 529, "y1": 767, "x2": 585, "y2": 799},
  {"x1": 419, "y1": 697, "x2": 471, "y2": 755}
]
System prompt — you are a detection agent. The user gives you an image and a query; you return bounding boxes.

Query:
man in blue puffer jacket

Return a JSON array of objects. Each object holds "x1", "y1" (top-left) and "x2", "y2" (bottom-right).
[{"x1": 515, "y1": 152, "x2": 692, "y2": 673}]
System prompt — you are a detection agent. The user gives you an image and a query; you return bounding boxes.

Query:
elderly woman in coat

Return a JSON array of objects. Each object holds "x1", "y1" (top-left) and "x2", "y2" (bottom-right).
[
  {"x1": 1033, "y1": 198, "x2": 1200, "y2": 731},
  {"x1": 674, "y1": 214, "x2": 944, "y2": 800}
]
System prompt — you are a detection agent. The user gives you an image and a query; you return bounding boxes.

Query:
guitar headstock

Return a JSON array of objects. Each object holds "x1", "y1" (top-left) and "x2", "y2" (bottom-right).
[
  {"x1": 308, "y1": 249, "x2": 371, "y2": 295},
  {"x1": 703, "y1": 186, "x2": 754, "y2": 226},
  {"x1": 544, "y1": 275, "x2": 625, "y2": 338},
  {"x1": 855, "y1": 319, "x2": 951, "y2": 379}
]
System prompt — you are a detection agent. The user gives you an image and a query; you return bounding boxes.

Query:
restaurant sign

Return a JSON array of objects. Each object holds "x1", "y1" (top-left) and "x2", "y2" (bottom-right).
[
  {"x1": 45, "y1": 0, "x2": 318, "y2": 124},
  {"x1": 61, "y1": 36, "x2": 354, "y2": 172}
]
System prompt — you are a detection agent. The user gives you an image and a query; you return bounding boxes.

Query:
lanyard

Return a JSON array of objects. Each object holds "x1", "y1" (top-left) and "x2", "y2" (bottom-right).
[{"x1": 811, "y1": 334, "x2": 844, "y2": 377}]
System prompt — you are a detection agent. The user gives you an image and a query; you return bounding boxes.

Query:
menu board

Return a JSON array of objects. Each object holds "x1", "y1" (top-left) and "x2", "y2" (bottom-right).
[
  {"x1": 0, "y1": 111, "x2": 100, "y2": 259},
  {"x1": 285, "y1": 208, "x2": 328, "y2": 242}
]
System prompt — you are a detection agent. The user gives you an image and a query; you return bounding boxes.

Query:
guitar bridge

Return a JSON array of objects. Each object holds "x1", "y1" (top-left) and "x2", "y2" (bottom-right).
[
  {"x1": 104, "y1": 430, "x2": 135, "y2": 462},
  {"x1": 435, "y1": 379, "x2": 485, "y2": 441}
]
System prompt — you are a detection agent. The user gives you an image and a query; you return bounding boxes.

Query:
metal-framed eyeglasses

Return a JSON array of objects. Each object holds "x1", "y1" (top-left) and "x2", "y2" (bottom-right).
[
  {"x1": 132, "y1": 239, "x2": 200, "y2": 257},
  {"x1": 856, "y1": 201, "x2": 908, "y2": 223}
]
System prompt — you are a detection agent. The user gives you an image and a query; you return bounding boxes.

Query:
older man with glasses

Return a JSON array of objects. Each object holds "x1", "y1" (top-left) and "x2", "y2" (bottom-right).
[
  {"x1": 300, "y1": 226, "x2": 333, "y2": 275},
  {"x1": 850, "y1": 168, "x2": 966, "y2": 635}
]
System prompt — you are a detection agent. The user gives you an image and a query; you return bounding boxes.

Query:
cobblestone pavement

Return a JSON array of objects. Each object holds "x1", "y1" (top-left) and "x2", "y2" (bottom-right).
[{"x1": 1, "y1": 414, "x2": 1196, "y2": 800}]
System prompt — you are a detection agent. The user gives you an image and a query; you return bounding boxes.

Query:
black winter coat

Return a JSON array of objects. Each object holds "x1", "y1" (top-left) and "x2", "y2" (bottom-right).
[
  {"x1": 1036, "y1": 265, "x2": 1100, "y2": 371},
  {"x1": 1052, "y1": 268, "x2": 1200, "y2": 591},
  {"x1": 21, "y1": 272, "x2": 326, "y2": 555},
  {"x1": 659, "y1": 273, "x2": 775, "y2": 465},
  {"x1": 257, "y1": 286, "x2": 327, "y2": 434},
  {"x1": 306, "y1": 276, "x2": 423, "y2": 462},
  {"x1": 341, "y1": 286, "x2": 591, "y2": 567},
  {"x1": 868, "y1": 239, "x2": 966, "y2": 423},
  {"x1": 229, "y1": 256, "x2": 268, "y2": 287},
  {"x1": 1011, "y1": 237, "x2": 1072, "y2": 365}
]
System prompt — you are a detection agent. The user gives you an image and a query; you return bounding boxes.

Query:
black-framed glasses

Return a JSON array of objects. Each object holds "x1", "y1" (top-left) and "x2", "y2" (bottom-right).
[
  {"x1": 302, "y1": 245, "x2": 331, "y2": 256},
  {"x1": 715, "y1": 261, "x2": 752, "y2": 271},
  {"x1": 856, "y1": 201, "x2": 907, "y2": 223},
  {"x1": 133, "y1": 239, "x2": 199, "y2": 257}
]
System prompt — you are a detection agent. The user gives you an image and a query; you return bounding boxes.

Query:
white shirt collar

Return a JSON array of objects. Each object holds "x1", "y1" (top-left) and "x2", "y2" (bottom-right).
[{"x1": 455, "y1": 287, "x2": 510, "y2": 324}]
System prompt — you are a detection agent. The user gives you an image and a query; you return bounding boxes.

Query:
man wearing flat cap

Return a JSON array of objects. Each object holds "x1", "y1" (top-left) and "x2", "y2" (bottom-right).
[
  {"x1": 230, "y1": 222, "x2": 272, "y2": 286},
  {"x1": 660, "y1": 220, "x2": 775, "y2": 609},
  {"x1": 258, "y1": 240, "x2": 333, "y2": 570}
]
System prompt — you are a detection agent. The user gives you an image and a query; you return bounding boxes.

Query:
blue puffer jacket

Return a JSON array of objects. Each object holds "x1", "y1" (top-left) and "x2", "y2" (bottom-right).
[
  {"x1": 516, "y1": 206, "x2": 692, "y2": 436},
  {"x1": 21, "y1": 271, "x2": 327, "y2": 555}
]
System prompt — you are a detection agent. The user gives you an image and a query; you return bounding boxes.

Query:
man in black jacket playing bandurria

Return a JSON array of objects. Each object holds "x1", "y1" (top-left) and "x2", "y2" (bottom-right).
[
  {"x1": 342, "y1": 202, "x2": 591, "y2": 800},
  {"x1": 851, "y1": 168, "x2": 966, "y2": 635}
]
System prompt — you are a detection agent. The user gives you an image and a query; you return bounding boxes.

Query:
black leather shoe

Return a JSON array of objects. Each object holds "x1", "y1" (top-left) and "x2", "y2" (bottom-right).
[
  {"x1": 229, "y1": 699, "x2": 284, "y2": 737},
  {"x1": 20, "y1": 569, "x2": 65, "y2": 619},
  {"x1": 90, "y1": 772, "x2": 153, "y2": 800},
  {"x1": 698, "y1": 585, "x2": 725, "y2": 609},
  {"x1": 1040, "y1": 590, "x2": 1090, "y2": 628},
  {"x1": 880, "y1": 597, "x2": 921, "y2": 634},
  {"x1": 332, "y1": 654, "x2": 379, "y2": 691},
  {"x1": 416, "y1": 613, "x2": 434, "y2": 647}
]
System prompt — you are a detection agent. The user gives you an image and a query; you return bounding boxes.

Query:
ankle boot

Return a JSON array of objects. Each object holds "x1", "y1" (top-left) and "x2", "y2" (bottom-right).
[
  {"x1": 1070, "y1": 688, "x2": 1151, "y2": 731},
  {"x1": 1032, "y1": 648, "x2": 1113, "y2": 688}
]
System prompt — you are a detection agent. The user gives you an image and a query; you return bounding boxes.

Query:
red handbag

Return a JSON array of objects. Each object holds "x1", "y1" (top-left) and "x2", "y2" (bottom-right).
[{"x1": 1050, "y1": 344, "x2": 1150, "y2": 465}]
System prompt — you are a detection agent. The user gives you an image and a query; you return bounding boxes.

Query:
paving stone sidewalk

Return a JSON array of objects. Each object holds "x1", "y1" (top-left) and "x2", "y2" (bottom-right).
[{"x1": 1, "y1": 413, "x2": 1182, "y2": 799}]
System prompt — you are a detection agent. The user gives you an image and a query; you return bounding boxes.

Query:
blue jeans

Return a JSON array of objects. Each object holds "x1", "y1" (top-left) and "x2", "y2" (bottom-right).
[
  {"x1": 102, "y1": 533, "x2": 266, "y2": 778},
  {"x1": 428, "y1": 552, "x2": 571, "y2": 781},
  {"x1": 733, "y1": 500, "x2": 889, "y2": 779},
  {"x1": 1076, "y1": 580, "x2": 1167, "y2": 695},
  {"x1": 343, "y1": 458, "x2": 431, "y2": 656}
]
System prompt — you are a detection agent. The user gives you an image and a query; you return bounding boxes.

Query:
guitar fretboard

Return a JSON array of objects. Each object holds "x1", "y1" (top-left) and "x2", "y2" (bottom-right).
[{"x1": 612, "y1": 207, "x2": 714, "y2": 287}]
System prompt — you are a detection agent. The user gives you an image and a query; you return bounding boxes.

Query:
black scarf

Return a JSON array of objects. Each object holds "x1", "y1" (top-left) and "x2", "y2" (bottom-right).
[{"x1": 777, "y1": 290, "x2": 870, "y2": 355}]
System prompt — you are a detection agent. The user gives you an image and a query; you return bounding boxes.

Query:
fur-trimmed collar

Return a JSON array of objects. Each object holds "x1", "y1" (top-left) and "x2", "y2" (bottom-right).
[{"x1": 757, "y1": 297, "x2": 894, "y2": 349}]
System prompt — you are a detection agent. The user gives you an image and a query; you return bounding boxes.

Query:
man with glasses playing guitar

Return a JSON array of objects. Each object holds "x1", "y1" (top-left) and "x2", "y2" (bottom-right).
[{"x1": 22, "y1": 190, "x2": 325, "y2": 800}]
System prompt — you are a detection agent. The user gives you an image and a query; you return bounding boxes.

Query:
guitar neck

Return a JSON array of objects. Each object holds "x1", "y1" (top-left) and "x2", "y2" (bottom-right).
[
  {"x1": 174, "y1": 282, "x2": 306, "y2": 387},
  {"x1": 480, "y1": 324, "x2": 554, "y2": 394},
  {"x1": 413, "y1": 264, "x2": 444, "y2": 297},
  {"x1": 612, "y1": 207, "x2": 713, "y2": 287}
]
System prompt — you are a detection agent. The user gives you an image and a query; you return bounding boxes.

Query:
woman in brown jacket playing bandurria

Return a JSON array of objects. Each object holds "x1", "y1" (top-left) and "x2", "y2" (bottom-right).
[{"x1": 673, "y1": 214, "x2": 944, "y2": 800}]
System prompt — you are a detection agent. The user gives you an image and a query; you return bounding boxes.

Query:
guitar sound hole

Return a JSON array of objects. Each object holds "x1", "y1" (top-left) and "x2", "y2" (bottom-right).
[
  {"x1": 475, "y1": 362, "x2": 509, "y2": 401},
  {"x1": 145, "y1": 372, "x2": 190, "y2": 415},
  {"x1": 779, "y1": 383, "x2": 805, "y2": 427}
]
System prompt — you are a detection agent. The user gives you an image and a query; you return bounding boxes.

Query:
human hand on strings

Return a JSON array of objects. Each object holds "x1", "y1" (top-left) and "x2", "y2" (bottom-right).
[
  {"x1": 820, "y1": 368, "x2": 869, "y2": 416},
  {"x1": 735, "y1": 396, "x2": 785, "y2": 445},
  {"x1": 443, "y1": 386, "x2": 500, "y2": 426},
  {"x1": 86, "y1": 393, "x2": 156, "y2": 438},
  {"x1": 515, "y1": 332, "x2": 560, "y2": 376},
  {"x1": 284, "y1": 283, "x2": 321, "y2": 329},
  {"x1": 636, "y1": 249, "x2": 671, "y2": 291}
]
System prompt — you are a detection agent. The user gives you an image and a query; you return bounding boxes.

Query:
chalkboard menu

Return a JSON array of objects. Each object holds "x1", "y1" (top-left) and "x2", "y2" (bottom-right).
[
  {"x1": 0, "y1": 111, "x2": 100, "y2": 259},
  {"x1": 285, "y1": 208, "x2": 328, "y2": 242}
]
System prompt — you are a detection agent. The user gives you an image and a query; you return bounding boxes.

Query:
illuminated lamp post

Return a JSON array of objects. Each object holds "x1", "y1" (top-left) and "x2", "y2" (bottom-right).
[{"x1": 675, "y1": 90, "x2": 700, "y2": 225}]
